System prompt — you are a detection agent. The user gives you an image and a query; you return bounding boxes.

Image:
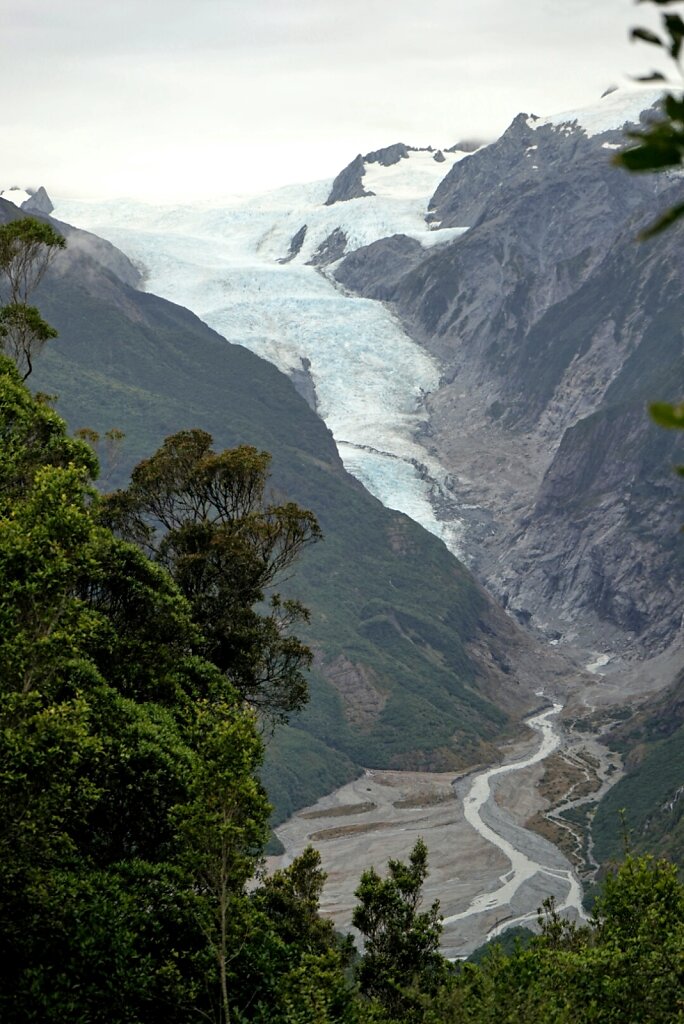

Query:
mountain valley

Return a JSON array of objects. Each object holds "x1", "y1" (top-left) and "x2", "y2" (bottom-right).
[{"x1": 3, "y1": 84, "x2": 683, "y2": 956}]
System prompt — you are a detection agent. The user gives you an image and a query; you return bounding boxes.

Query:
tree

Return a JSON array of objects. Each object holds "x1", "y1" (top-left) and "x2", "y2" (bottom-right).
[
  {"x1": 0, "y1": 216, "x2": 65, "y2": 379},
  {"x1": 610, "y1": 0, "x2": 684, "y2": 236},
  {"x1": 103, "y1": 429, "x2": 322, "y2": 724},
  {"x1": 173, "y1": 699, "x2": 268, "y2": 1024},
  {"x1": 242, "y1": 848, "x2": 357, "y2": 1023},
  {"x1": 415, "y1": 854, "x2": 684, "y2": 1024},
  {"x1": 0, "y1": 359, "x2": 347, "y2": 1022},
  {"x1": 0, "y1": 356, "x2": 272, "y2": 1022},
  {"x1": 352, "y1": 838, "x2": 445, "y2": 1019}
]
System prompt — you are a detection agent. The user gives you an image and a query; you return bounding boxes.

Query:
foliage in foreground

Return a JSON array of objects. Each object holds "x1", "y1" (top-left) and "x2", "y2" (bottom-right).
[
  {"x1": 367, "y1": 855, "x2": 683, "y2": 1024},
  {"x1": 615, "y1": 0, "x2": 684, "y2": 237},
  {"x1": 0, "y1": 359, "x2": 682, "y2": 1022},
  {"x1": 0, "y1": 215, "x2": 65, "y2": 379},
  {"x1": 0, "y1": 357, "x2": 344, "y2": 1022}
]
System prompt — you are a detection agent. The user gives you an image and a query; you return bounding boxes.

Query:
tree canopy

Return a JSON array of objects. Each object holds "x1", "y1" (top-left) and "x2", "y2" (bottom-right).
[
  {"x1": 0, "y1": 216, "x2": 64, "y2": 379},
  {"x1": 614, "y1": 0, "x2": 684, "y2": 236},
  {"x1": 103, "y1": 428, "x2": 322, "y2": 724},
  {"x1": 0, "y1": 355, "x2": 341, "y2": 1023}
]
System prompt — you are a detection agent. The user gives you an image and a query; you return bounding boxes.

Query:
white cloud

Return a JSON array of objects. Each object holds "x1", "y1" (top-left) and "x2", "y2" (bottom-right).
[{"x1": 0, "y1": 0, "x2": 670, "y2": 200}]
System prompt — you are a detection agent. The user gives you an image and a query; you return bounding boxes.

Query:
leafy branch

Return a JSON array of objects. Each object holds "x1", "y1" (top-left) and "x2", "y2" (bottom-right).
[{"x1": 614, "y1": 0, "x2": 684, "y2": 237}]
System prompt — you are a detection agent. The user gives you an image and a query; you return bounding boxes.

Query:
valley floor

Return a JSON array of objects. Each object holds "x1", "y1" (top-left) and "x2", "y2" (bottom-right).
[{"x1": 268, "y1": 702, "x2": 622, "y2": 958}]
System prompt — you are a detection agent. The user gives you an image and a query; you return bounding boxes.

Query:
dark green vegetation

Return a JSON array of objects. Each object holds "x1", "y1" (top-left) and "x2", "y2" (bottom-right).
[
  {"x1": 0, "y1": 198, "x2": 535, "y2": 826},
  {"x1": 412, "y1": 855, "x2": 684, "y2": 1024},
  {"x1": 103, "y1": 429, "x2": 322, "y2": 725},
  {"x1": 0, "y1": 216, "x2": 65, "y2": 379},
  {"x1": 617, "y1": 0, "x2": 684, "y2": 237},
  {"x1": 466, "y1": 926, "x2": 535, "y2": 965},
  {"x1": 592, "y1": 668, "x2": 684, "y2": 867},
  {"x1": 0, "y1": 355, "x2": 350, "y2": 1022},
  {"x1": 6, "y1": 351, "x2": 680, "y2": 1023},
  {"x1": 353, "y1": 838, "x2": 445, "y2": 1018}
]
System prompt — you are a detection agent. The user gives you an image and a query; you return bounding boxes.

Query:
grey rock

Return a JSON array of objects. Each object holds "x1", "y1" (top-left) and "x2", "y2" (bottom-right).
[
  {"x1": 0, "y1": 196, "x2": 142, "y2": 289},
  {"x1": 289, "y1": 356, "x2": 318, "y2": 411},
  {"x1": 433, "y1": 150, "x2": 446, "y2": 163},
  {"x1": 307, "y1": 227, "x2": 348, "y2": 267},
  {"x1": 278, "y1": 224, "x2": 307, "y2": 264},
  {"x1": 22, "y1": 186, "x2": 54, "y2": 215},
  {"x1": 365, "y1": 142, "x2": 410, "y2": 167},
  {"x1": 325, "y1": 142, "x2": 452, "y2": 205},
  {"x1": 334, "y1": 234, "x2": 425, "y2": 298},
  {"x1": 446, "y1": 140, "x2": 484, "y2": 154},
  {"x1": 53, "y1": 218, "x2": 143, "y2": 288},
  {"x1": 333, "y1": 101, "x2": 684, "y2": 659},
  {"x1": 325, "y1": 154, "x2": 374, "y2": 205}
]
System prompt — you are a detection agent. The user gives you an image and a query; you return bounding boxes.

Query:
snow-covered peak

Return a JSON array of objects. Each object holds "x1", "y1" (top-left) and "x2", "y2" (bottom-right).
[
  {"x1": 1, "y1": 187, "x2": 32, "y2": 208},
  {"x1": 530, "y1": 84, "x2": 667, "y2": 138},
  {"x1": 362, "y1": 148, "x2": 468, "y2": 200},
  {"x1": 0, "y1": 185, "x2": 55, "y2": 215},
  {"x1": 259, "y1": 149, "x2": 468, "y2": 265}
]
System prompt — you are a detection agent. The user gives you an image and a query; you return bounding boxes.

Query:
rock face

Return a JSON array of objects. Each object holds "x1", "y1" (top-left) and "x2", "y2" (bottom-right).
[
  {"x1": 0, "y1": 196, "x2": 143, "y2": 289},
  {"x1": 324, "y1": 143, "x2": 425, "y2": 204},
  {"x1": 23, "y1": 186, "x2": 54, "y2": 215},
  {"x1": 325, "y1": 154, "x2": 373, "y2": 205},
  {"x1": 334, "y1": 95, "x2": 684, "y2": 660},
  {"x1": 0, "y1": 185, "x2": 55, "y2": 215},
  {"x1": 364, "y1": 142, "x2": 410, "y2": 167},
  {"x1": 307, "y1": 227, "x2": 349, "y2": 266},
  {"x1": 278, "y1": 224, "x2": 307, "y2": 264}
]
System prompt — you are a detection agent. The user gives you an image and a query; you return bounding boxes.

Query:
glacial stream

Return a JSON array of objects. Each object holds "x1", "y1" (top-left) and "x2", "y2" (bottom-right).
[{"x1": 444, "y1": 703, "x2": 586, "y2": 945}]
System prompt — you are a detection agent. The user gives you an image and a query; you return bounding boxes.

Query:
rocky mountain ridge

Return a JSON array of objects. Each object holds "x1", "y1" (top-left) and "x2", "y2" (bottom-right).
[{"x1": 332, "y1": 89, "x2": 684, "y2": 665}]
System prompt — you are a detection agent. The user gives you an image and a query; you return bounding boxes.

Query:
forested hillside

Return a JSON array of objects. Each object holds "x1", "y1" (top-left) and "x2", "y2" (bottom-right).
[{"x1": 592, "y1": 667, "x2": 684, "y2": 867}]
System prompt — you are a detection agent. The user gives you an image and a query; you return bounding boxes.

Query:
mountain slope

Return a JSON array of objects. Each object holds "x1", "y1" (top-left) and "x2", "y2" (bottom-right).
[
  {"x1": 592, "y1": 668, "x2": 684, "y2": 867},
  {"x1": 0, "y1": 197, "x2": 566, "y2": 824}
]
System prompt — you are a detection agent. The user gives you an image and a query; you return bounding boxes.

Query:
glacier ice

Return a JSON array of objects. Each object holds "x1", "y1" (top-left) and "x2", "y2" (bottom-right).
[{"x1": 54, "y1": 152, "x2": 467, "y2": 556}]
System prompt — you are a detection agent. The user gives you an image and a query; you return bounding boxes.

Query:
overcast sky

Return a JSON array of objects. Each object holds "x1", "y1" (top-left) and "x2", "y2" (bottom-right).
[{"x1": 0, "y1": 0, "x2": 669, "y2": 201}]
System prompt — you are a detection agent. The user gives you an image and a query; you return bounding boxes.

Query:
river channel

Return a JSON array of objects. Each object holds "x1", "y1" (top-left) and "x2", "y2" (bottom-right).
[
  {"x1": 443, "y1": 702, "x2": 586, "y2": 946},
  {"x1": 271, "y1": 701, "x2": 587, "y2": 958}
]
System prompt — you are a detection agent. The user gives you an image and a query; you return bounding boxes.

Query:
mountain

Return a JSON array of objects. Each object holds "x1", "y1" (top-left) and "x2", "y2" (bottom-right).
[
  {"x1": 333, "y1": 87, "x2": 684, "y2": 666},
  {"x1": 0, "y1": 195, "x2": 570, "y2": 827},
  {"x1": 5, "y1": 86, "x2": 681, "y2": 873},
  {"x1": 0, "y1": 184, "x2": 54, "y2": 215},
  {"x1": 324, "y1": 142, "x2": 478, "y2": 206}
]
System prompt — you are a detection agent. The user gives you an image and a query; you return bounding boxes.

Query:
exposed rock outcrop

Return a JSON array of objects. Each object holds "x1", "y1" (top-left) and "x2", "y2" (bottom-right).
[
  {"x1": 22, "y1": 186, "x2": 54, "y2": 215},
  {"x1": 334, "y1": 95, "x2": 684, "y2": 659},
  {"x1": 325, "y1": 154, "x2": 373, "y2": 205},
  {"x1": 279, "y1": 224, "x2": 307, "y2": 264},
  {"x1": 364, "y1": 142, "x2": 410, "y2": 167},
  {"x1": 307, "y1": 227, "x2": 348, "y2": 267}
]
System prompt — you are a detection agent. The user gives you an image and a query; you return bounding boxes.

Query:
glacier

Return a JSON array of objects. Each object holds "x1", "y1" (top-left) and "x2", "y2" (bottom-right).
[
  {"x1": 51, "y1": 88, "x2": 665, "y2": 563},
  {"x1": 54, "y1": 149, "x2": 471, "y2": 557}
]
